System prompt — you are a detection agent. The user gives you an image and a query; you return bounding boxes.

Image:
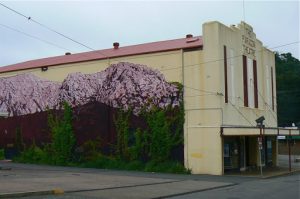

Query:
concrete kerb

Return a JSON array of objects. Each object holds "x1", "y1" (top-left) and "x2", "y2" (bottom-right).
[
  {"x1": 225, "y1": 169, "x2": 300, "y2": 179},
  {"x1": 65, "y1": 180, "x2": 182, "y2": 194},
  {"x1": 152, "y1": 183, "x2": 237, "y2": 199},
  {"x1": 262, "y1": 169, "x2": 300, "y2": 179},
  {"x1": 0, "y1": 188, "x2": 64, "y2": 198}
]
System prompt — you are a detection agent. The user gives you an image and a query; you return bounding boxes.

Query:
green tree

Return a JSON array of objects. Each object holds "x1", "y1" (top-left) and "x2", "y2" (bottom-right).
[{"x1": 275, "y1": 52, "x2": 300, "y2": 126}]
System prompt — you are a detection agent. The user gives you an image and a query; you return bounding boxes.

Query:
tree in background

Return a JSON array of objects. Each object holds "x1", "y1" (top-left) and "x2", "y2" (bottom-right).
[{"x1": 276, "y1": 52, "x2": 300, "y2": 126}]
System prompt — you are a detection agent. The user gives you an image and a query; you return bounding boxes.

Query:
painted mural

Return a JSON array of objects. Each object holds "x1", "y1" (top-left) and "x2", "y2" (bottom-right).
[{"x1": 0, "y1": 62, "x2": 182, "y2": 116}]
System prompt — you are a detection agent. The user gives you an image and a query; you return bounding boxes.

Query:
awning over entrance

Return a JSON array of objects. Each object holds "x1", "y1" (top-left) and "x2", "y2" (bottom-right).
[{"x1": 221, "y1": 126, "x2": 300, "y2": 136}]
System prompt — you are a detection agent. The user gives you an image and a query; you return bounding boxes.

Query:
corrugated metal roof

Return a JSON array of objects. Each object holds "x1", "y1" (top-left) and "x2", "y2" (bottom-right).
[{"x1": 0, "y1": 36, "x2": 203, "y2": 73}]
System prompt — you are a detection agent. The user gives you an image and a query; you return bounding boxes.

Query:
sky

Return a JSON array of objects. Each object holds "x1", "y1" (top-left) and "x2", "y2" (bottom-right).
[{"x1": 0, "y1": 0, "x2": 299, "y2": 67}]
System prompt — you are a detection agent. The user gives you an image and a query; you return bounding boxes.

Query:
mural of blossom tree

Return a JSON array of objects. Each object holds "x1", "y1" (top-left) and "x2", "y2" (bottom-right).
[
  {"x1": 0, "y1": 73, "x2": 60, "y2": 116},
  {"x1": 0, "y1": 62, "x2": 182, "y2": 116}
]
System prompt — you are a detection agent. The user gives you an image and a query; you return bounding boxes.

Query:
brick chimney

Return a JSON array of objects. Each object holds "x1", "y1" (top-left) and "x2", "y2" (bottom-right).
[{"x1": 113, "y1": 42, "x2": 119, "y2": 49}]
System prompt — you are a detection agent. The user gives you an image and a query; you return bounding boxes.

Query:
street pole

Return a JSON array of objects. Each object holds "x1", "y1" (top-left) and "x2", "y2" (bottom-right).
[
  {"x1": 259, "y1": 126, "x2": 263, "y2": 177},
  {"x1": 255, "y1": 116, "x2": 265, "y2": 178},
  {"x1": 288, "y1": 130, "x2": 291, "y2": 172}
]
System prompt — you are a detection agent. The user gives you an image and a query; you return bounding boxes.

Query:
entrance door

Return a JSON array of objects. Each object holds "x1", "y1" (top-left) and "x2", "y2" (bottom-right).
[
  {"x1": 265, "y1": 137, "x2": 273, "y2": 166},
  {"x1": 224, "y1": 137, "x2": 241, "y2": 171}
]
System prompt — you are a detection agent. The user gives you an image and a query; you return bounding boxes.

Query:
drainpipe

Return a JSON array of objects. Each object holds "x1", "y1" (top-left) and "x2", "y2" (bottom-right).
[{"x1": 181, "y1": 49, "x2": 189, "y2": 169}]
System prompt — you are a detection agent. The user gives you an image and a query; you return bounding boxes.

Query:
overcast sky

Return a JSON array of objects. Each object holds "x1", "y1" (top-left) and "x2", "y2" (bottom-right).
[{"x1": 0, "y1": 0, "x2": 299, "y2": 67}]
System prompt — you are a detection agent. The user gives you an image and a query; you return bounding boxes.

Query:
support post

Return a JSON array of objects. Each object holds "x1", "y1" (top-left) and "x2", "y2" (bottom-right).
[
  {"x1": 259, "y1": 127, "x2": 263, "y2": 177},
  {"x1": 288, "y1": 130, "x2": 291, "y2": 172}
]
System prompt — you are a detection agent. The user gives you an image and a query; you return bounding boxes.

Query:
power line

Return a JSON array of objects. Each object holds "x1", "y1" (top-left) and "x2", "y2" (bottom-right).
[
  {"x1": 0, "y1": 23, "x2": 109, "y2": 64},
  {"x1": 183, "y1": 85, "x2": 220, "y2": 95},
  {"x1": 2, "y1": 2, "x2": 298, "y2": 72},
  {"x1": 0, "y1": 40, "x2": 299, "y2": 97},
  {"x1": 277, "y1": 90, "x2": 300, "y2": 94},
  {"x1": 257, "y1": 89, "x2": 278, "y2": 121},
  {"x1": 0, "y1": 23, "x2": 72, "y2": 52},
  {"x1": 228, "y1": 99, "x2": 254, "y2": 127},
  {"x1": 0, "y1": 3, "x2": 297, "y2": 127},
  {"x1": 0, "y1": 2, "x2": 107, "y2": 58},
  {"x1": 1, "y1": 1, "x2": 299, "y2": 71},
  {"x1": 0, "y1": 34, "x2": 298, "y2": 98},
  {"x1": 0, "y1": 2, "x2": 299, "y2": 100},
  {"x1": 0, "y1": 2, "x2": 28, "y2": 19},
  {"x1": 158, "y1": 41, "x2": 300, "y2": 73}
]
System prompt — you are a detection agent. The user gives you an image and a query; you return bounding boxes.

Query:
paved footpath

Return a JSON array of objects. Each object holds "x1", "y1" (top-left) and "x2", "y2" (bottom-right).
[
  {"x1": 1, "y1": 161, "x2": 299, "y2": 199},
  {"x1": 0, "y1": 161, "x2": 235, "y2": 198}
]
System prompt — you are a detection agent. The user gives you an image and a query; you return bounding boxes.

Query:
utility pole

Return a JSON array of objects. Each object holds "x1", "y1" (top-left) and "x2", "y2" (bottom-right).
[
  {"x1": 255, "y1": 116, "x2": 265, "y2": 178},
  {"x1": 288, "y1": 130, "x2": 292, "y2": 172},
  {"x1": 258, "y1": 127, "x2": 263, "y2": 177}
]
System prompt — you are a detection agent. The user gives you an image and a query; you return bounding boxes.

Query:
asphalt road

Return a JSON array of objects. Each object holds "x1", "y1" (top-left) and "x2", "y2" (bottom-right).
[
  {"x1": 0, "y1": 161, "x2": 299, "y2": 199},
  {"x1": 172, "y1": 174, "x2": 300, "y2": 199},
  {"x1": 23, "y1": 174, "x2": 299, "y2": 199}
]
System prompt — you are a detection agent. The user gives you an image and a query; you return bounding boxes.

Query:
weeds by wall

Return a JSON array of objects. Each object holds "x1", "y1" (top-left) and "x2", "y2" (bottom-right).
[{"x1": 7, "y1": 82, "x2": 186, "y2": 173}]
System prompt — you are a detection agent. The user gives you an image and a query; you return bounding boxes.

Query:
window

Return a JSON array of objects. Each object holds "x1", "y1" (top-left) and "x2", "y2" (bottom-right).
[{"x1": 243, "y1": 56, "x2": 258, "y2": 108}]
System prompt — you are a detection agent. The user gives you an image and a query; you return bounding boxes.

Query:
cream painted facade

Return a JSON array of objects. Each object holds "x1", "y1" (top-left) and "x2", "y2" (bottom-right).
[{"x1": 1, "y1": 21, "x2": 286, "y2": 175}]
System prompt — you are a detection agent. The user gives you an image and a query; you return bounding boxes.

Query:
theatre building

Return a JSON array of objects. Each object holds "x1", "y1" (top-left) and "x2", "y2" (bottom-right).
[{"x1": 1, "y1": 21, "x2": 298, "y2": 175}]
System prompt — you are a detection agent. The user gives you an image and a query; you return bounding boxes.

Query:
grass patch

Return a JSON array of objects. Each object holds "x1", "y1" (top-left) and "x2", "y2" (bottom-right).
[
  {"x1": 145, "y1": 161, "x2": 189, "y2": 174},
  {"x1": 13, "y1": 146, "x2": 52, "y2": 165},
  {"x1": 14, "y1": 149, "x2": 189, "y2": 174},
  {"x1": 80, "y1": 156, "x2": 189, "y2": 174}
]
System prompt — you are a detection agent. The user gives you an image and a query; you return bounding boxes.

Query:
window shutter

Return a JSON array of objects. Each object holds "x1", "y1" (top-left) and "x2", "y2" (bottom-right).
[
  {"x1": 271, "y1": 67, "x2": 274, "y2": 110},
  {"x1": 224, "y1": 45, "x2": 228, "y2": 103},
  {"x1": 243, "y1": 55, "x2": 248, "y2": 107},
  {"x1": 253, "y1": 60, "x2": 258, "y2": 108}
]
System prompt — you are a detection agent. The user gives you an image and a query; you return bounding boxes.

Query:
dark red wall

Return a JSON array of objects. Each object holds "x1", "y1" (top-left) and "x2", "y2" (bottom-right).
[{"x1": 0, "y1": 102, "x2": 136, "y2": 149}]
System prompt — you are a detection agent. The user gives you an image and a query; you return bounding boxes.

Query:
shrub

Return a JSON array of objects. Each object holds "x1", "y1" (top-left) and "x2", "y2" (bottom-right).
[
  {"x1": 14, "y1": 145, "x2": 49, "y2": 164},
  {"x1": 115, "y1": 109, "x2": 131, "y2": 160},
  {"x1": 145, "y1": 161, "x2": 190, "y2": 174},
  {"x1": 0, "y1": 149, "x2": 4, "y2": 160},
  {"x1": 15, "y1": 127, "x2": 24, "y2": 153},
  {"x1": 129, "y1": 128, "x2": 146, "y2": 161},
  {"x1": 48, "y1": 102, "x2": 75, "y2": 165},
  {"x1": 146, "y1": 109, "x2": 172, "y2": 162},
  {"x1": 81, "y1": 139, "x2": 102, "y2": 161}
]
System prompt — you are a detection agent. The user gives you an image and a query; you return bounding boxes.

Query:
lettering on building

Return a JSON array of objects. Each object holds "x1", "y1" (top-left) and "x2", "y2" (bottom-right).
[{"x1": 241, "y1": 24, "x2": 256, "y2": 58}]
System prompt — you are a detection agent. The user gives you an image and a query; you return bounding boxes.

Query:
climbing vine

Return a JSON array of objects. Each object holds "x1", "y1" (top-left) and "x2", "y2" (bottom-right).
[
  {"x1": 48, "y1": 102, "x2": 75, "y2": 164},
  {"x1": 115, "y1": 109, "x2": 131, "y2": 160},
  {"x1": 114, "y1": 96, "x2": 184, "y2": 163}
]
